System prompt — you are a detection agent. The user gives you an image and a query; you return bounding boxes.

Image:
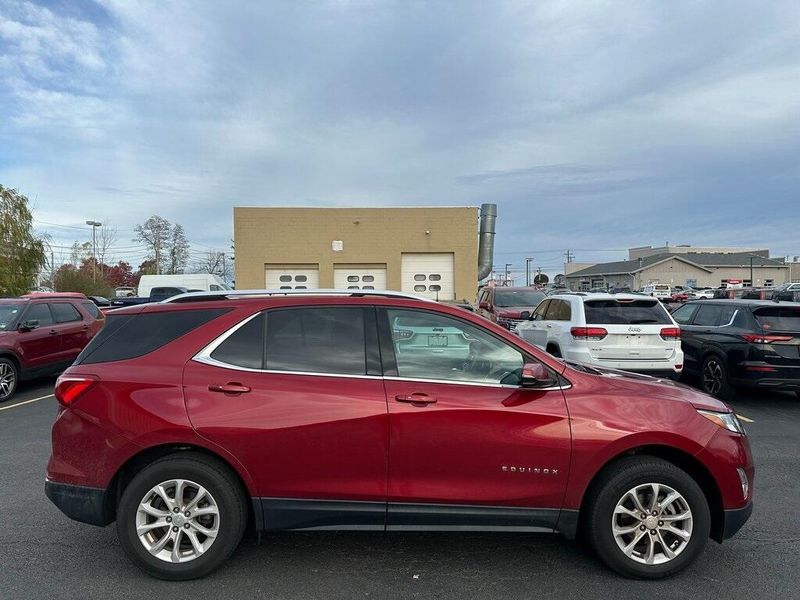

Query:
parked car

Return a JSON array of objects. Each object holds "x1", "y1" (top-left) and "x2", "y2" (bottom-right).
[
  {"x1": 687, "y1": 288, "x2": 715, "y2": 300},
  {"x1": 87, "y1": 295, "x2": 112, "y2": 307},
  {"x1": 668, "y1": 291, "x2": 689, "y2": 303},
  {"x1": 671, "y1": 300, "x2": 800, "y2": 400},
  {"x1": 770, "y1": 284, "x2": 800, "y2": 302},
  {"x1": 0, "y1": 292, "x2": 105, "y2": 402},
  {"x1": 515, "y1": 294, "x2": 683, "y2": 379},
  {"x1": 115, "y1": 287, "x2": 137, "y2": 298},
  {"x1": 138, "y1": 274, "x2": 230, "y2": 297},
  {"x1": 642, "y1": 284, "x2": 672, "y2": 301},
  {"x1": 476, "y1": 286, "x2": 547, "y2": 330},
  {"x1": 111, "y1": 286, "x2": 194, "y2": 308},
  {"x1": 46, "y1": 290, "x2": 752, "y2": 580}
]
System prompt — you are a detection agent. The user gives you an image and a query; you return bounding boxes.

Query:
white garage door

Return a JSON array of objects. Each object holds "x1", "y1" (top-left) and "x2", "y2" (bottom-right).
[
  {"x1": 401, "y1": 253, "x2": 455, "y2": 300},
  {"x1": 334, "y1": 267, "x2": 387, "y2": 290},
  {"x1": 265, "y1": 267, "x2": 319, "y2": 290}
]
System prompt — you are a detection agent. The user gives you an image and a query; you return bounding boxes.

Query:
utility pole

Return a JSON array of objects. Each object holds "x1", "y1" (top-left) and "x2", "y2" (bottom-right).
[
  {"x1": 221, "y1": 252, "x2": 227, "y2": 282},
  {"x1": 564, "y1": 250, "x2": 574, "y2": 264},
  {"x1": 526, "y1": 257, "x2": 533, "y2": 286},
  {"x1": 750, "y1": 256, "x2": 754, "y2": 287},
  {"x1": 85, "y1": 220, "x2": 102, "y2": 282}
]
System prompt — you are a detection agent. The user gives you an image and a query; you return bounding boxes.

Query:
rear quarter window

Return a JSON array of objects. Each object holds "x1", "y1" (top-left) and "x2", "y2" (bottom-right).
[
  {"x1": 583, "y1": 299, "x2": 671, "y2": 325},
  {"x1": 75, "y1": 308, "x2": 230, "y2": 365},
  {"x1": 81, "y1": 301, "x2": 102, "y2": 319}
]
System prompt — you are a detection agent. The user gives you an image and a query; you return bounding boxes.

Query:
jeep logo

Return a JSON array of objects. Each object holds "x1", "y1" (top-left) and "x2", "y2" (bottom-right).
[{"x1": 628, "y1": 326, "x2": 642, "y2": 332}]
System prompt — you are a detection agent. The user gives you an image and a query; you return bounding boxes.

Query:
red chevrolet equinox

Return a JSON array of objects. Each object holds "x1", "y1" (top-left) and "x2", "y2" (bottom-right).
[{"x1": 46, "y1": 291, "x2": 753, "y2": 580}]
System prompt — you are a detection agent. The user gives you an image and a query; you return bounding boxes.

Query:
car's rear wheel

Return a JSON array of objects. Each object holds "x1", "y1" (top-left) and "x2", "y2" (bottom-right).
[
  {"x1": 117, "y1": 453, "x2": 247, "y2": 580},
  {"x1": 701, "y1": 355, "x2": 735, "y2": 400},
  {"x1": 0, "y1": 358, "x2": 19, "y2": 403},
  {"x1": 586, "y1": 456, "x2": 710, "y2": 579},
  {"x1": 546, "y1": 344, "x2": 562, "y2": 358}
]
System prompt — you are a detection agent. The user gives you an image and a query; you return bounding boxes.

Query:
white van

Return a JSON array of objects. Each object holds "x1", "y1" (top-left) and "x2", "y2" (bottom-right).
[
  {"x1": 137, "y1": 274, "x2": 231, "y2": 297},
  {"x1": 642, "y1": 284, "x2": 672, "y2": 300}
]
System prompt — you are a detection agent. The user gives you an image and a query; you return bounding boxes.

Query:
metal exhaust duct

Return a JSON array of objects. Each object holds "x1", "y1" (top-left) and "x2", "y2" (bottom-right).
[{"x1": 477, "y1": 203, "x2": 497, "y2": 281}]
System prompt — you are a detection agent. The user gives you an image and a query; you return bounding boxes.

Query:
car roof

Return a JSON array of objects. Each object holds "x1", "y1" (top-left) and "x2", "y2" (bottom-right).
[
  {"x1": 22, "y1": 292, "x2": 88, "y2": 300},
  {"x1": 549, "y1": 293, "x2": 653, "y2": 302},
  {"x1": 684, "y1": 299, "x2": 800, "y2": 307}
]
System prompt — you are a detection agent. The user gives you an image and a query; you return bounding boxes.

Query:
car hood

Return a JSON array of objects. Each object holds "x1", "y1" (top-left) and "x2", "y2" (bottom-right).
[
  {"x1": 564, "y1": 361, "x2": 730, "y2": 413},
  {"x1": 496, "y1": 306, "x2": 537, "y2": 317}
]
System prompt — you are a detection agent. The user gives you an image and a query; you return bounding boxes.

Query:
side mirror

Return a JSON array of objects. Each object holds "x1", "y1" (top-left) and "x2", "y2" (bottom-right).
[
  {"x1": 478, "y1": 301, "x2": 491, "y2": 311},
  {"x1": 19, "y1": 319, "x2": 40, "y2": 331},
  {"x1": 521, "y1": 362, "x2": 556, "y2": 388},
  {"x1": 520, "y1": 310, "x2": 530, "y2": 320}
]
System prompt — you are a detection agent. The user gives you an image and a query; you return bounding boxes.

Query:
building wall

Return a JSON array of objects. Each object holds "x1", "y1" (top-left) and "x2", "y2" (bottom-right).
[
  {"x1": 790, "y1": 261, "x2": 800, "y2": 283},
  {"x1": 233, "y1": 206, "x2": 479, "y2": 300}
]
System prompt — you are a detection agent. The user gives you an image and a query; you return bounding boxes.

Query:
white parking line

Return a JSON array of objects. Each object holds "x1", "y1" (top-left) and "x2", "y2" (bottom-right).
[{"x1": 0, "y1": 394, "x2": 55, "y2": 412}]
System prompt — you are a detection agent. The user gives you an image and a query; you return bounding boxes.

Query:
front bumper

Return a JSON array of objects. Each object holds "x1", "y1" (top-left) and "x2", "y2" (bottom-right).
[
  {"x1": 722, "y1": 502, "x2": 753, "y2": 539},
  {"x1": 45, "y1": 479, "x2": 113, "y2": 527}
]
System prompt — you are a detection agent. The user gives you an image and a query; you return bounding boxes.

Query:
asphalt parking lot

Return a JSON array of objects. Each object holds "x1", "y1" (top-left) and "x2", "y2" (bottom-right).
[{"x1": 1, "y1": 378, "x2": 798, "y2": 600}]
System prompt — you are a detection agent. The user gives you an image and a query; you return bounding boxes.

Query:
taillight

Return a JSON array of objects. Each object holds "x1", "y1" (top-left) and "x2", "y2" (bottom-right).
[
  {"x1": 740, "y1": 334, "x2": 793, "y2": 344},
  {"x1": 571, "y1": 327, "x2": 608, "y2": 340},
  {"x1": 54, "y1": 375, "x2": 99, "y2": 407},
  {"x1": 660, "y1": 327, "x2": 681, "y2": 339}
]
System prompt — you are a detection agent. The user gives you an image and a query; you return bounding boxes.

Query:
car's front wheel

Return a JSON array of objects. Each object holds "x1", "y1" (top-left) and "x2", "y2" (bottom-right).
[
  {"x1": 0, "y1": 357, "x2": 19, "y2": 403},
  {"x1": 117, "y1": 453, "x2": 248, "y2": 580},
  {"x1": 586, "y1": 456, "x2": 710, "y2": 579}
]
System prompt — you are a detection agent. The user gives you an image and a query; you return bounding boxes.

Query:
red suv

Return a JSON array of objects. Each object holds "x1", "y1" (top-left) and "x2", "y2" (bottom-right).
[
  {"x1": 0, "y1": 293, "x2": 105, "y2": 402},
  {"x1": 46, "y1": 291, "x2": 753, "y2": 580}
]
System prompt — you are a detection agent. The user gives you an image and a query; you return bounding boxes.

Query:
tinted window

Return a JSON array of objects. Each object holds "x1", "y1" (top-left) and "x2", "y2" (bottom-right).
[
  {"x1": 532, "y1": 299, "x2": 550, "y2": 320},
  {"x1": 76, "y1": 309, "x2": 229, "y2": 365},
  {"x1": 25, "y1": 303, "x2": 54, "y2": 326},
  {"x1": 265, "y1": 308, "x2": 366, "y2": 375},
  {"x1": 583, "y1": 299, "x2": 671, "y2": 325},
  {"x1": 210, "y1": 313, "x2": 265, "y2": 369},
  {"x1": 81, "y1": 301, "x2": 101, "y2": 319},
  {"x1": 545, "y1": 299, "x2": 571, "y2": 320},
  {"x1": 386, "y1": 309, "x2": 525, "y2": 385},
  {"x1": 693, "y1": 304, "x2": 726, "y2": 327},
  {"x1": 0, "y1": 303, "x2": 23, "y2": 331},
  {"x1": 671, "y1": 304, "x2": 699, "y2": 325},
  {"x1": 494, "y1": 290, "x2": 547, "y2": 307},
  {"x1": 51, "y1": 302, "x2": 82, "y2": 323},
  {"x1": 753, "y1": 306, "x2": 800, "y2": 332}
]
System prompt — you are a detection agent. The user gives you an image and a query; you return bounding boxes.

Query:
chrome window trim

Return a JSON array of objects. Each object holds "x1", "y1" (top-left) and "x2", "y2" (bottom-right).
[{"x1": 192, "y1": 311, "x2": 571, "y2": 391}]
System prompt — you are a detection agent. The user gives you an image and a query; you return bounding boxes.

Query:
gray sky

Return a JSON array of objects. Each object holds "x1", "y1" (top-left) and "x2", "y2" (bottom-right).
[{"x1": 2, "y1": 0, "x2": 799, "y2": 277}]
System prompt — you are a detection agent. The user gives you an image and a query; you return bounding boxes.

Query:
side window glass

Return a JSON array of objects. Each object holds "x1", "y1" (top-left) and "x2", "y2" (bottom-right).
[
  {"x1": 81, "y1": 301, "x2": 101, "y2": 319},
  {"x1": 210, "y1": 313, "x2": 265, "y2": 369},
  {"x1": 266, "y1": 308, "x2": 366, "y2": 375},
  {"x1": 533, "y1": 299, "x2": 550, "y2": 320},
  {"x1": 386, "y1": 309, "x2": 524, "y2": 385},
  {"x1": 671, "y1": 304, "x2": 699, "y2": 325},
  {"x1": 51, "y1": 302, "x2": 83, "y2": 323},
  {"x1": 718, "y1": 306, "x2": 736, "y2": 326},
  {"x1": 544, "y1": 300, "x2": 562, "y2": 320},
  {"x1": 556, "y1": 300, "x2": 572, "y2": 321},
  {"x1": 693, "y1": 305, "x2": 724, "y2": 327},
  {"x1": 25, "y1": 303, "x2": 54, "y2": 326}
]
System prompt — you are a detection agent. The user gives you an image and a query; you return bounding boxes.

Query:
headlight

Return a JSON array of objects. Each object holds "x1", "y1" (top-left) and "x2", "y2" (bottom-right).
[{"x1": 697, "y1": 410, "x2": 746, "y2": 435}]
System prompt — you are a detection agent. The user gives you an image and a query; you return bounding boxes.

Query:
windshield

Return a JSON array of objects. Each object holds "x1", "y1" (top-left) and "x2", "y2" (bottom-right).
[
  {"x1": 494, "y1": 290, "x2": 546, "y2": 307},
  {"x1": 0, "y1": 304, "x2": 23, "y2": 331}
]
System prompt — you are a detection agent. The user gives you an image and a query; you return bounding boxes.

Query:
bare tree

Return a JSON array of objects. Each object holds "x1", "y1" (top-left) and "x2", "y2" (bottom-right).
[
  {"x1": 133, "y1": 215, "x2": 172, "y2": 274},
  {"x1": 96, "y1": 223, "x2": 117, "y2": 268},
  {"x1": 166, "y1": 224, "x2": 190, "y2": 274}
]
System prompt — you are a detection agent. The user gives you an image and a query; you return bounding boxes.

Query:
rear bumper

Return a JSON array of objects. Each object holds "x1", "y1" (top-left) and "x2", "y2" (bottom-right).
[
  {"x1": 563, "y1": 348, "x2": 683, "y2": 374},
  {"x1": 45, "y1": 479, "x2": 113, "y2": 527},
  {"x1": 732, "y1": 363, "x2": 800, "y2": 391},
  {"x1": 722, "y1": 502, "x2": 753, "y2": 540}
]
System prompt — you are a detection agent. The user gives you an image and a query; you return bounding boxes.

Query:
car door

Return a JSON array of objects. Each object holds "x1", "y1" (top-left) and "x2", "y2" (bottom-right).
[
  {"x1": 379, "y1": 307, "x2": 571, "y2": 531},
  {"x1": 671, "y1": 303, "x2": 702, "y2": 372},
  {"x1": 50, "y1": 301, "x2": 88, "y2": 363},
  {"x1": 16, "y1": 302, "x2": 61, "y2": 370},
  {"x1": 544, "y1": 299, "x2": 571, "y2": 350},
  {"x1": 183, "y1": 306, "x2": 389, "y2": 530}
]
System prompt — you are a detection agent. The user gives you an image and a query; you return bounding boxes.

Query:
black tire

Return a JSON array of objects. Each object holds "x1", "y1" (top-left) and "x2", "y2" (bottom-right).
[
  {"x1": 701, "y1": 355, "x2": 735, "y2": 401},
  {"x1": 0, "y1": 357, "x2": 19, "y2": 403},
  {"x1": 117, "y1": 452, "x2": 248, "y2": 580},
  {"x1": 585, "y1": 456, "x2": 710, "y2": 579},
  {"x1": 795, "y1": 391, "x2": 800, "y2": 400}
]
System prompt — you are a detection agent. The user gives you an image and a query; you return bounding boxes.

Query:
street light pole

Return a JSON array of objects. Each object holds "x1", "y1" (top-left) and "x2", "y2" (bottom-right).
[
  {"x1": 750, "y1": 256, "x2": 754, "y2": 287},
  {"x1": 526, "y1": 257, "x2": 533, "y2": 286},
  {"x1": 504, "y1": 263, "x2": 512, "y2": 286},
  {"x1": 85, "y1": 221, "x2": 102, "y2": 282}
]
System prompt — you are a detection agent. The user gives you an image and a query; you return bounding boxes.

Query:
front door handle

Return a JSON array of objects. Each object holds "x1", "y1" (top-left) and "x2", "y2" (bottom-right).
[
  {"x1": 208, "y1": 383, "x2": 251, "y2": 395},
  {"x1": 49, "y1": 329, "x2": 58, "y2": 336},
  {"x1": 395, "y1": 393, "x2": 437, "y2": 406}
]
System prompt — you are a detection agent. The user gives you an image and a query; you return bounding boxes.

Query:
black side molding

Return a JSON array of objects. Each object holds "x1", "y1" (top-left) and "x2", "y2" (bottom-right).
[
  {"x1": 45, "y1": 480, "x2": 113, "y2": 527},
  {"x1": 722, "y1": 502, "x2": 753, "y2": 540},
  {"x1": 387, "y1": 503, "x2": 560, "y2": 532},
  {"x1": 259, "y1": 498, "x2": 386, "y2": 530}
]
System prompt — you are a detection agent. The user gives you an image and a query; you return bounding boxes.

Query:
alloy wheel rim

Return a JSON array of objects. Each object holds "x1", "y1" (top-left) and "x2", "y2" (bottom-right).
[
  {"x1": 136, "y1": 479, "x2": 220, "y2": 563},
  {"x1": 0, "y1": 363, "x2": 16, "y2": 399},
  {"x1": 612, "y1": 483, "x2": 693, "y2": 565},
  {"x1": 702, "y1": 360, "x2": 723, "y2": 395}
]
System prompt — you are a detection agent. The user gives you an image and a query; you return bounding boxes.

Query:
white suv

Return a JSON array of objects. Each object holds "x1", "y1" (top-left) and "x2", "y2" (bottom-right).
[{"x1": 515, "y1": 293, "x2": 684, "y2": 378}]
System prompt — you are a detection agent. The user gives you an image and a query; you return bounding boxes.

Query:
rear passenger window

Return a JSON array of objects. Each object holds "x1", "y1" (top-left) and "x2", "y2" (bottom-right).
[
  {"x1": 210, "y1": 313, "x2": 265, "y2": 369},
  {"x1": 693, "y1": 305, "x2": 725, "y2": 327},
  {"x1": 25, "y1": 303, "x2": 54, "y2": 326},
  {"x1": 544, "y1": 300, "x2": 570, "y2": 320},
  {"x1": 51, "y1": 302, "x2": 82, "y2": 323},
  {"x1": 266, "y1": 308, "x2": 366, "y2": 375},
  {"x1": 671, "y1": 304, "x2": 699, "y2": 325},
  {"x1": 75, "y1": 309, "x2": 230, "y2": 365}
]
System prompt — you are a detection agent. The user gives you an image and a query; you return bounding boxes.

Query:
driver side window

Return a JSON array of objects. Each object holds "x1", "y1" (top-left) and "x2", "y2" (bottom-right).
[{"x1": 385, "y1": 309, "x2": 525, "y2": 385}]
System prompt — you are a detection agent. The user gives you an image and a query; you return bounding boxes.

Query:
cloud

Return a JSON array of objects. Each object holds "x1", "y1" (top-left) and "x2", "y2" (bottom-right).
[{"x1": 1, "y1": 0, "x2": 799, "y2": 274}]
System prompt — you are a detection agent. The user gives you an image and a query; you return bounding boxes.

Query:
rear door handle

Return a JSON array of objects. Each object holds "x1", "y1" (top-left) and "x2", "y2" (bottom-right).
[
  {"x1": 208, "y1": 383, "x2": 251, "y2": 395},
  {"x1": 395, "y1": 393, "x2": 437, "y2": 406},
  {"x1": 49, "y1": 329, "x2": 58, "y2": 336}
]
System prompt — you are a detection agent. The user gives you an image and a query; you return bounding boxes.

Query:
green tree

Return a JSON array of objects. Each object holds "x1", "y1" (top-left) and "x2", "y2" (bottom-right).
[{"x1": 0, "y1": 185, "x2": 48, "y2": 295}]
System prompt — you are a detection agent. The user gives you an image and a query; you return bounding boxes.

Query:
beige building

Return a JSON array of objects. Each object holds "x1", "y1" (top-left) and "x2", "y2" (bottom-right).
[
  {"x1": 566, "y1": 249, "x2": 790, "y2": 291},
  {"x1": 233, "y1": 206, "x2": 481, "y2": 301}
]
